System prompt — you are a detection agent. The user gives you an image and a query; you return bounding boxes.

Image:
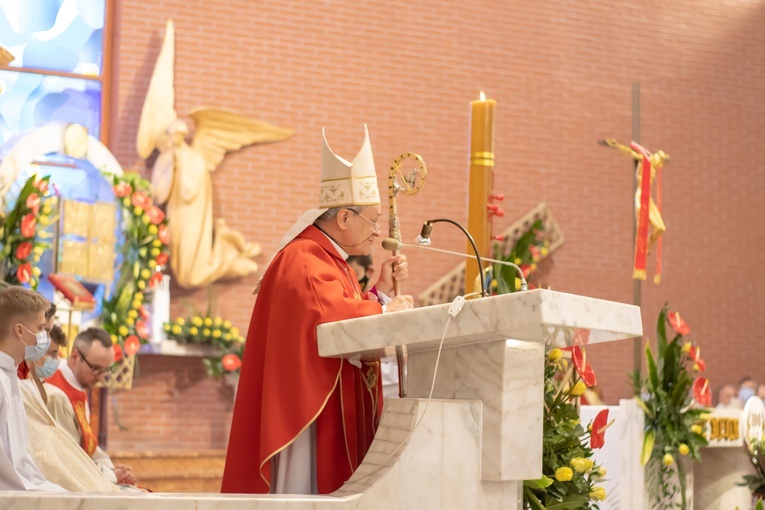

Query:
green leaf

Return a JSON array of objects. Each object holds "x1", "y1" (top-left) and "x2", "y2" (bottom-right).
[
  {"x1": 524, "y1": 487, "x2": 546, "y2": 510},
  {"x1": 633, "y1": 396, "x2": 654, "y2": 419},
  {"x1": 524, "y1": 475, "x2": 554, "y2": 489},
  {"x1": 641, "y1": 429, "x2": 655, "y2": 466},
  {"x1": 657, "y1": 303, "x2": 668, "y2": 356},
  {"x1": 645, "y1": 343, "x2": 660, "y2": 391},
  {"x1": 546, "y1": 494, "x2": 589, "y2": 509}
]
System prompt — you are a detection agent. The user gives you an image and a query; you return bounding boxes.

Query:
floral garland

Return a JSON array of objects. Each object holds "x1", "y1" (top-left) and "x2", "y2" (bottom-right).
[
  {"x1": 163, "y1": 314, "x2": 245, "y2": 377},
  {"x1": 0, "y1": 175, "x2": 56, "y2": 289},
  {"x1": 632, "y1": 305, "x2": 709, "y2": 510},
  {"x1": 101, "y1": 173, "x2": 170, "y2": 360},
  {"x1": 523, "y1": 345, "x2": 609, "y2": 509}
]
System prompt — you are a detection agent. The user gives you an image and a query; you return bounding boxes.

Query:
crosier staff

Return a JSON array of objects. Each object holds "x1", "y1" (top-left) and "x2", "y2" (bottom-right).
[{"x1": 387, "y1": 152, "x2": 426, "y2": 398}]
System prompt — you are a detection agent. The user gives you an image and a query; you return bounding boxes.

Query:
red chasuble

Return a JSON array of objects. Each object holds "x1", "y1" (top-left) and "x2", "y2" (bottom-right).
[
  {"x1": 45, "y1": 370, "x2": 98, "y2": 456},
  {"x1": 221, "y1": 226, "x2": 384, "y2": 494}
]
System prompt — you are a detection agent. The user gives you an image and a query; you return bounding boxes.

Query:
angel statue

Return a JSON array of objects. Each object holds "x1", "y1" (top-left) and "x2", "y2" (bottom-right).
[
  {"x1": 600, "y1": 138, "x2": 669, "y2": 283},
  {"x1": 136, "y1": 20, "x2": 294, "y2": 288}
]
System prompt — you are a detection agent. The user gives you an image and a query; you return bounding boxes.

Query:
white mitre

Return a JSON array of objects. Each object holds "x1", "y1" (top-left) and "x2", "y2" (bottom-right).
[{"x1": 273, "y1": 125, "x2": 380, "y2": 254}]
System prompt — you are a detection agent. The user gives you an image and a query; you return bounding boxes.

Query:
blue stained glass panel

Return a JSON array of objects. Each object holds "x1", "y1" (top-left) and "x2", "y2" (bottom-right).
[
  {"x1": 0, "y1": 70, "x2": 101, "y2": 148},
  {"x1": 0, "y1": 0, "x2": 105, "y2": 75}
]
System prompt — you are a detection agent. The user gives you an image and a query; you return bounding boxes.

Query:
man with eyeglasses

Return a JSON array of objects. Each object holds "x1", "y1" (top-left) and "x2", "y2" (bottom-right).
[
  {"x1": 44, "y1": 327, "x2": 137, "y2": 487},
  {"x1": 223, "y1": 126, "x2": 414, "y2": 496}
]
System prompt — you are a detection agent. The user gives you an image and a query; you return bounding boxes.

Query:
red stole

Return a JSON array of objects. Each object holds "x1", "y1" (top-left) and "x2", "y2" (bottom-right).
[
  {"x1": 221, "y1": 226, "x2": 383, "y2": 494},
  {"x1": 46, "y1": 369, "x2": 99, "y2": 456}
]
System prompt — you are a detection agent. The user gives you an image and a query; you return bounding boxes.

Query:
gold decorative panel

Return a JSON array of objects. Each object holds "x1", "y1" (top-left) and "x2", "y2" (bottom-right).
[{"x1": 58, "y1": 199, "x2": 117, "y2": 282}]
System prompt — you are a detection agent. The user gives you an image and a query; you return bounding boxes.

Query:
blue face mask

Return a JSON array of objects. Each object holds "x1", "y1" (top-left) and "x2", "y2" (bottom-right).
[
  {"x1": 36, "y1": 356, "x2": 59, "y2": 379},
  {"x1": 739, "y1": 387, "x2": 756, "y2": 403},
  {"x1": 20, "y1": 325, "x2": 51, "y2": 362}
]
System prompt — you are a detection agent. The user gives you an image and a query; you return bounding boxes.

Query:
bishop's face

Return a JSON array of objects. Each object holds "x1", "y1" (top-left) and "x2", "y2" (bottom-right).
[{"x1": 342, "y1": 205, "x2": 382, "y2": 256}]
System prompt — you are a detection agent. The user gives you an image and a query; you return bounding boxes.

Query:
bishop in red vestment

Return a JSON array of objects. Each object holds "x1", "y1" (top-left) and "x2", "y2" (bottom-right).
[{"x1": 221, "y1": 126, "x2": 413, "y2": 494}]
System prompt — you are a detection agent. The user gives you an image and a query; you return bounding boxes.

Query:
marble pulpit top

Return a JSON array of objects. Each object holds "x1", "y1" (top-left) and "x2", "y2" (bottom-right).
[{"x1": 318, "y1": 289, "x2": 642, "y2": 359}]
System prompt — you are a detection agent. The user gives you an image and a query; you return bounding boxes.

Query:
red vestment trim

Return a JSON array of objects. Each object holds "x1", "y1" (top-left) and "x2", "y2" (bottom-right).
[{"x1": 46, "y1": 369, "x2": 98, "y2": 456}]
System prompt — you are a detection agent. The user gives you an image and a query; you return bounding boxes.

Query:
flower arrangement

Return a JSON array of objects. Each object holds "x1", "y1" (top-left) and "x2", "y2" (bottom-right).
[
  {"x1": 523, "y1": 345, "x2": 610, "y2": 509},
  {"x1": 163, "y1": 314, "x2": 245, "y2": 378},
  {"x1": 101, "y1": 173, "x2": 170, "y2": 359},
  {"x1": 0, "y1": 175, "x2": 56, "y2": 289},
  {"x1": 490, "y1": 219, "x2": 549, "y2": 294},
  {"x1": 740, "y1": 441, "x2": 765, "y2": 502},
  {"x1": 631, "y1": 305, "x2": 709, "y2": 510}
]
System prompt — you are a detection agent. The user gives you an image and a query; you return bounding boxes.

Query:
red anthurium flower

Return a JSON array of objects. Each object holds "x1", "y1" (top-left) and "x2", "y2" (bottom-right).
[
  {"x1": 131, "y1": 191, "x2": 152, "y2": 209},
  {"x1": 571, "y1": 345, "x2": 597, "y2": 387},
  {"x1": 694, "y1": 359, "x2": 706, "y2": 373},
  {"x1": 113, "y1": 182, "x2": 132, "y2": 197},
  {"x1": 688, "y1": 345, "x2": 701, "y2": 362},
  {"x1": 222, "y1": 354, "x2": 242, "y2": 372},
  {"x1": 149, "y1": 271, "x2": 164, "y2": 289},
  {"x1": 20, "y1": 214, "x2": 36, "y2": 237},
  {"x1": 25, "y1": 193, "x2": 40, "y2": 214},
  {"x1": 113, "y1": 344, "x2": 124, "y2": 362},
  {"x1": 16, "y1": 263, "x2": 32, "y2": 284},
  {"x1": 155, "y1": 252, "x2": 169, "y2": 266},
  {"x1": 590, "y1": 409, "x2": 609, "y2": 449},
  {"x1": 572, "y1": 328, "x2": 591, "y2": 346},
  {"x1": 135, "y1": 320, "x2": 148, "y2": 339},
  {"x1": 668, "y1": 311, "x2": 690, "y2": 335},
  {"x1": 33, "y1": 179, "x2": 49, "y2": 194},
  {"x1": 158, "y1": 224, "x2": 170, "y2": 245},
  {"x1": 124, "y1": 335, "x2": 141, "y2": 356},
  {"x1": 15, "y1": 242, "x2": 32, "y2": 261},
  {"x1": 520, "y1": 265, "x2": 531, "y2": 278},
  {"x1": 693, "y1": 377, "x2": 711, "y2": 406},
  {"x1": 138, "y1": 305, "x2": 149, "y2": 320},
  {"x1": 147, "y1": 206, "x2": 165, "y2": 225}
]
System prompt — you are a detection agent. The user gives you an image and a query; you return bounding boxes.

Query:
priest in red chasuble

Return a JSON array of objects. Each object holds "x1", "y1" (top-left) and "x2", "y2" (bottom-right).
[{"x1": 221, "y1": 126, "x2": 413, "y2": 495}]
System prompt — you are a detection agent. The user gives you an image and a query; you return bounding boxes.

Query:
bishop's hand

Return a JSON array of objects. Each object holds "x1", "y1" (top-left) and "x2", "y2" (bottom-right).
[
  {"x1": 386, "y1": 295, "x2": 414, "y2": 312},
  {"x1": 375, "y1": 254, "x2": 407, "y2": 296}
]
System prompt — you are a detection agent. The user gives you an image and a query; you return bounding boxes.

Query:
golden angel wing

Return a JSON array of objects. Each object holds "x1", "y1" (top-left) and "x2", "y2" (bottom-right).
[
  {"x1": 136, "y1": 19, "x2": 177, "y2": 159},
  {"x1": 188, "y1": 107, "x2": 295, "y2": 173}
]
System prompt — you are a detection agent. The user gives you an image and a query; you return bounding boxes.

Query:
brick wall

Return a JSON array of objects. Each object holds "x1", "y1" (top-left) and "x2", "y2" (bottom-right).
[{"x1": 106, "y1": 0, "x2": 765, "y2": 452}]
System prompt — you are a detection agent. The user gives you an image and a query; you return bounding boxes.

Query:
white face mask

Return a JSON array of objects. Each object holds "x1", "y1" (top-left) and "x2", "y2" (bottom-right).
[
  {"x1": 36, "y1": 356, "x2": 59, "y2": 379},
  {"x1": 19, "y1": 325, "x2": 51, "y2": 362}
]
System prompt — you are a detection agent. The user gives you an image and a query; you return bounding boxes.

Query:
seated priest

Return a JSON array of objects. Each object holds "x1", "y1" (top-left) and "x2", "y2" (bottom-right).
[
  {"x1": 45, "y1": 327, "x2": 138, "y2": 487},
  {"x1": 19, "y1": 323, "x2": 118, "y2": 492},
  {"x1": 222, "y1": 126, "x2": 413, "y2": 495},
  {"x1": 0, "y1": 286, "x2": 64, "y2": 491}
]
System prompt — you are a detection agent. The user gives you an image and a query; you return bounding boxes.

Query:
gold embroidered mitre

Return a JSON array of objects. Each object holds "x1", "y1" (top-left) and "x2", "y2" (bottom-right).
[{"x1": 320, "y1": 125, "x2": 380, "y2": 208}]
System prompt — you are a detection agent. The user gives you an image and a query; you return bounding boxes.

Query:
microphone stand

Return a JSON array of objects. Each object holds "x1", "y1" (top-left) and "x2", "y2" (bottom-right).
[{"x1": 417, "y1": 219, "x2": 489, "y2": 297}]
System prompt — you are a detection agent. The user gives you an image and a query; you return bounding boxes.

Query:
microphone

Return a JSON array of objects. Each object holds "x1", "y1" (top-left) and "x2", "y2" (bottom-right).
[{"x1": 383, "y1": 237, "x2": 529, "y2": 292}]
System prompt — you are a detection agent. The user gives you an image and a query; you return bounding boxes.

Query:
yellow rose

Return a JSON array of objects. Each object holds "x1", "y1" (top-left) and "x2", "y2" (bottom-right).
[
  {"x1": 134, "y1": 292, "x2": 144, "y2": 302},
  {"x1": 554, "y1": 467, "x2": 573, "y2": 482},
  {"x1": 142, "y1": 214, "x2": 151, "y2": 225},
  {"x1": 163, "y1": 324, "x2": 171, "y2": 332},
  {"x1": 122, "y1": 197, "x2": 130, "y2": 207},
  {"x1": 41, "y1": 203, "x2": 52, "y2": 215},
  {"x1": 231, "y1": 327, "x2": 240, "y2": 336},
  {"x1": 541, "y1": 247, "x2": 549, "y2": 257},
  {"x1": 189, "y1": 326, "x2": 198, "y2": 335},
  {"x1": 32, "y1": 246, "x2": 44, "y2": 256},
  {"x1": 152, "y1": 239, "x2": 162, "y2": 247},
  {"x1": 38, "y1": 215, "x2": 50, "y2": 226},
  {"x1": 514, "y1": 257, "x2": 521, "y2": 265},
  {"x1": 663, "y1": 453, "x2": 674, "y2": 466},
  {"x1": 570, "y1": 457, "x2": 588, "y2": 473},
  {"x1": 681, "y1": 342, "x2": 691, "y2": 354},
  {"x1": 589, "y1": 487, "x2": 606, "y2": 501},
  {"x1": 212, "y1": 329, "x2": 222, "y2": 338},
  {"x1": 131, "y1": 300, "x2": 142, "y2": 310},
  {"x1": 150, "y1": 247, "x2": 160, "y2": 257},
  {"x1": 236, "y1": 336, "x2": 245, "y2": 344},
  {"x1": 490, "y1": 279, "x2": 498, "y2": 290},
  {"x1": 134, "y1": 206, "x2": 143, "y2": 216},
  {"x1": 29, "y1": 277, "x2": 36, "y2": 288},
  {"x1": 148, "y1": 259, "x2": 156, "y2": 268},
  {"x1": 548, "y1": 348, "x2": 563, "y2": 363},
  {"x1": 118, "y1": 326, "x2": 129, "y2": 337},
  {"x1": 213, "y1": 317, "x2": 223, "y2": 327},
  {"x1": 171, "y1": 324, "x2": 182, "y2": 335},
  {"x1": 32, "y1": 267, "x2": 41, "y2": 277},
  {"x1": 515, "y1": 277, "x2": 521, "y2": 290},
  {"x1": 691, "y1": 424, "x2": 703, "y2": 435},
  {"x1": 203, "y1": 328, "x2": 211, "y2": 337},
  {"x1": 148, "y1": 224, "x2": 158, "y2": 235},
  {"x1": 597, "y1": 466, "x2": 607, "y2": 478},
  {"x1": 110, "y1": 334, "x2": 118, "y2": 344},
  {"x1": 137, "y1": 280, "x2": 146, "y2": 290},
  {"x1": 192, "y1": 316, "x2": 203, "y2": 327},
  {"x1": 570, "y1": 380, "x2": 587, "y2": 396},
  {"x1": 127, "y1": 310, "x2": 138, "y2": 319},
  {"x1": 530, "y1": 263, "x2": 537, "y2": 271},
  {"x1": 125, "y1": 317, "x2": 135, "y2": 326},
  {"x1": 678, "y1": 444, "x2": 689, "y2": 456},
  {"x1": 204, "y1": 317, "x2": 213, "y2": 327},
  {"x1": 584, "y1": 459, "x2": 594, "y2": 471},
  {"x1": 223, "y1": 320, "x2": 232, "y2": 329},
  {"x1": 140, "y1": 268, "x2": 151, "y2": 279},
  {"x1": 224, "y1": 333, "x2": 232, "y2": 341}
]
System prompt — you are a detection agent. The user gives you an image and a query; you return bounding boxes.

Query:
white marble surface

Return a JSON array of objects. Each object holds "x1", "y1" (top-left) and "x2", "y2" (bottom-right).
[{"x1": 317, "y1": 289, "x2": 642, "y2": 359}]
